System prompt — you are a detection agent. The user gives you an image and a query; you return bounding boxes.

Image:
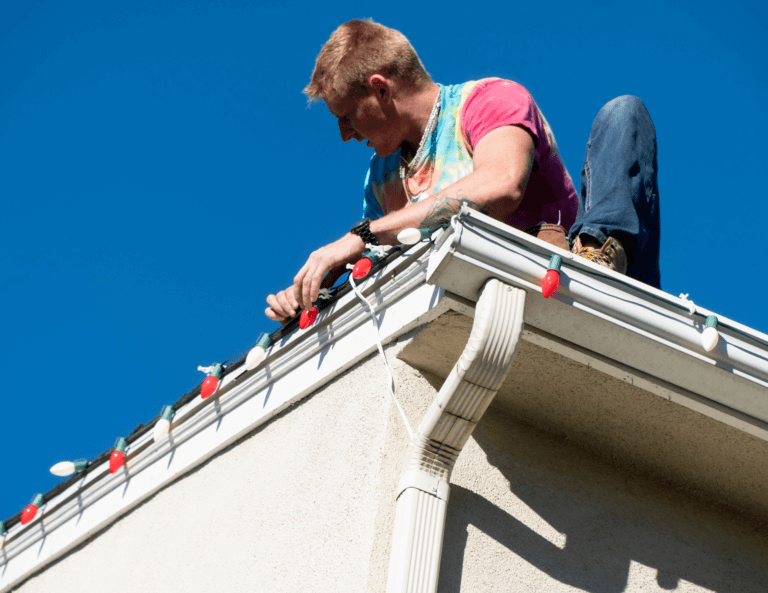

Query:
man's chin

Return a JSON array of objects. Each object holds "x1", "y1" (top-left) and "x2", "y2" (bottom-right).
[{"x1": 372, "y1": 144, "x2": 398, "y2": 158}]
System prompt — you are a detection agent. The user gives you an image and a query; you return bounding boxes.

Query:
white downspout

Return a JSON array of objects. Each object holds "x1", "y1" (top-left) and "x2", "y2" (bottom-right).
[{"x1": 386, "y1": 278, "x2": 526, "y2": 593}]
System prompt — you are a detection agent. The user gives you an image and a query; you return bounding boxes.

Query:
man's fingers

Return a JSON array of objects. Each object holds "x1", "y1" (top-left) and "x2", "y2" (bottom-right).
[
  {"x1": 265, "y1": 293, "x2": 284, "y2": 316},
  {"x1": 294, "y1": 263, "x2": 311, "y2": 310},
  {"x1": 266, "y1": 291, "x2": 296, "y2": 319},
  {"x1": 286, "y1": 285, "x2": 300, "y2": 310},
  {"x1": 302, "y1": 268, "x2": 317, "y2": 310},
  {"x1": 293, "y1": 243, "x2": 347, "y2": 309},
  {"x1": 264, "y1": 307, "x2": 287, "y2": 323},
  {"x1": 299, "y1": 258, "x2": 328, "y2": 308},
  {"x1": 308, "y1": 271, "x2": 323, "y2": 306},
  {"x1": 275, "y1": 290, "x2": 298, "y2": 317}
]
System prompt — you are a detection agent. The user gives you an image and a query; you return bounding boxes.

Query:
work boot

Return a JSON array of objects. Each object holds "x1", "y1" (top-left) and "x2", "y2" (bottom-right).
[
  {"x1": 571, "y1": 235, "x2": 628, "y2": 274},
  {"x1": 536, "y1": 224, "x2": 570, "y2": 251}
]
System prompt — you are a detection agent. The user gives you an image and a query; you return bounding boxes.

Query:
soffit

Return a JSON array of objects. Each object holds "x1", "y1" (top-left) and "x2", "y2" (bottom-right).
[{"x1": 398, "y1": 309, "x2": 768, "y2": 521}]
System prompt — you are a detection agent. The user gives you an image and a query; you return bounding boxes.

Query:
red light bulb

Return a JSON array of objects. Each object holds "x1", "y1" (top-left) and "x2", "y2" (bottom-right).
[
  {"x1": 20, "y1": 503, "x2": 37, "y2": 525},
  {"x1": 109, "y1": 450, "x2": 125, "y2": 474},
  {"x1": 201, "y1": 375, "x2": 219, "y2": 399},
  {"x1": 352, "y1": 257, "x2": 373, "y2": 279},
  {"x1": 21, "y1": 494, "x2": 44, "y2": 525},
  {"x1": 109, "y1": 437, "x2": 127, "y2": 474},
  {"x1": 541, "y1": 254, "x2": 562, "y2": 299},
  {"x1": 541, "y1": 270, "x2": 560, "y2": 298},
  {"x1": 299, "y1": 306, "x2": 318, "y2": 330},
  {"x1": 198, "y1": 363, "x2": 224, "y2": 399}
]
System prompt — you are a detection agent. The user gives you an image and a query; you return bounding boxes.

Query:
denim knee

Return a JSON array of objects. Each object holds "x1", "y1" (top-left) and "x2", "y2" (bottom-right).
[{"x1": 595, "y1": 95, "x2": 650, "y2": 129}]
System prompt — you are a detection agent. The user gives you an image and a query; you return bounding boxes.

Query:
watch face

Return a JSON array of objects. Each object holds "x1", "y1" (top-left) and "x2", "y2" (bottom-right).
[{"x1": 350, "y1": 217, "x2": 377, "y2": 245}]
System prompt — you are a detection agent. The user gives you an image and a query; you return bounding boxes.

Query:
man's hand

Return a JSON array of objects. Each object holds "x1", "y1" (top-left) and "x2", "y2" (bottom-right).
[
  {"x1": 265, "y1": 233, "x2": 366, "y2": 322},
  {"x1": 265, "y1": 284, "x2": 301, "y2": 323},
  {"x1": 293, "y1": 234, "x2": 364, "y2": 309}
]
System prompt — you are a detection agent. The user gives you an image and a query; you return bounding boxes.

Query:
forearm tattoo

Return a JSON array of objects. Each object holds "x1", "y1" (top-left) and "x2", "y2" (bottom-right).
[{"x1": 419, "y1": 191, "x2": 489, "y2": 229}]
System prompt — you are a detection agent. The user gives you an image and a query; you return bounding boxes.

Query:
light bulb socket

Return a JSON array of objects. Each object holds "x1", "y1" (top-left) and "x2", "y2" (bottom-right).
[
  {"x1": 30, "y1": 493, "x2": 44, "y2": 507},
  {"x1": 74, "y1": 459, "x2": 88, "y2": 472},
  {"x1": 0, "y1": 521, "x2": 5, "y2": 534},
  {"x1": 363, "y1": 251, "x2": 381, "y2": 265},
  {"x1": 159, "y1": 405, "x2": 174, "y2": 423},
  {"x1": 547, "y1": 255, "x2": 562, "y2": 271},
  {"x1": 705, "y1": 315, "x2": 718, "y2": 329},
  {"x1": 210, "y1": 363, "x2": 224, "y2": 379},
  {"x1": 114, "y1": 437, "x2": 127, "y2": 453},
  {"x1": 256, "y1": 333, "x2": 271, "y2": 350}
]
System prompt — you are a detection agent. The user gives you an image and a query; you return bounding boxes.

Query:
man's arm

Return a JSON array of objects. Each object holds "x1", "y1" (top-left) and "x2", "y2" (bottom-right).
[
  {"x1": 369, "y1": 125, "x2": 535, "y2": 242},
  {"x1": 265, "y1": 124, "x2": 535, "y2": 319}
]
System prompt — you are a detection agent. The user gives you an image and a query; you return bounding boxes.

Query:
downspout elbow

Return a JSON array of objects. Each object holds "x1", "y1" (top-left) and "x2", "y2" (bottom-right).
[{"x1": 386, "y1": 279, "x2": 526, "y2": 593}]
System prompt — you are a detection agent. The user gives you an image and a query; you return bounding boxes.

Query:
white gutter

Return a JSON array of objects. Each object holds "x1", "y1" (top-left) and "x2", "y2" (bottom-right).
[
  {"x1": 386, "y1": 279, "x2": 526, "y2": 593},
  {"x1": 427, "y1": 207, "x2": 768, "y2": 424}
]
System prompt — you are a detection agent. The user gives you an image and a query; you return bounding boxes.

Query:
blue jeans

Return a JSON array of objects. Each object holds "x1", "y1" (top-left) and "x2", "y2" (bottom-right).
[{"x1": 568, "y1": 96, "x2": 661, "y2": 288}]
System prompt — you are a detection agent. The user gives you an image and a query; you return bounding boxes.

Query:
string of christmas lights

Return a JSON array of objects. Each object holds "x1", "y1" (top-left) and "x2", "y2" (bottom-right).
[{"x1": 5, "y1": 224, "x2": 732, "y2": 533}]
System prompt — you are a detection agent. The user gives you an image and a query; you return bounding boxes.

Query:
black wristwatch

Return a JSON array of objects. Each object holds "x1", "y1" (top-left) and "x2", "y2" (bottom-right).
[{"x1": 350, "y1": 217, "x2": 379, "y2": 246}]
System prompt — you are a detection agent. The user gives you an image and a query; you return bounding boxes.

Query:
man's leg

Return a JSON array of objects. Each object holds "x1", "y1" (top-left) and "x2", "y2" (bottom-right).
[{"x1": 569, "y1": 95, "x2": 661, "y2": 288}]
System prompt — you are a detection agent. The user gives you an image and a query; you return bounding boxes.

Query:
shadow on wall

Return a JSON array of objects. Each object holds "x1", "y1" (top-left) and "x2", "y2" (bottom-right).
[{"x1": 437, "y1": 409, "x2": 768, "y2": 593}]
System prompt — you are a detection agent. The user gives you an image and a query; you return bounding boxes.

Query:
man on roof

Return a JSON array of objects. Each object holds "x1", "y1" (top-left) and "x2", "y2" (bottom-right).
[{"x1": 265, "y1": 19, "x2": 660, "y2": 323}]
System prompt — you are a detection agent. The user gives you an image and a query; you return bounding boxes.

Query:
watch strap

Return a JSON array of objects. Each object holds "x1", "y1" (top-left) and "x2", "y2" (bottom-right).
[{"x1": 350, "y1": 218, "x2": 379, "y2": 246}]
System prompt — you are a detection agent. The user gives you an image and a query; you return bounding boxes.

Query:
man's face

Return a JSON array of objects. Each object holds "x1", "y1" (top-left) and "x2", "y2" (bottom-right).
[{"x1": 325, "y1": 92, "x2": 401, "y2": 157}]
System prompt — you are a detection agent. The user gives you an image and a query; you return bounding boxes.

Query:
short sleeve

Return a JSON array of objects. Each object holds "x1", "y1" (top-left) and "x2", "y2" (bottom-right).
[
  {"x1": 362, "y1": 167, "x2": 385, "y2": 220},
  {"x1": 461, "y1": 80, "x2": 541, "y2": 150}
]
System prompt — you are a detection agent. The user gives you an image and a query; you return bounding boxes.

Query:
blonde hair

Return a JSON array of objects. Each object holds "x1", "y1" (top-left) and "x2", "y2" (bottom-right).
[{"x1": 304, "y1": 19, "x2": 431, "y2": 102}]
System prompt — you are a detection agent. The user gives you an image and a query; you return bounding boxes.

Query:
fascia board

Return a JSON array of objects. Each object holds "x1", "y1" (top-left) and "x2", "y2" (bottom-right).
[
  {"x1": 0, "y1": 242, "x2": 454, "y2": 593},
  {"x1": 427, "y1": 210, "x2": 768, "y2": 424},
  {"x1": 433, "y1": 294, "x2": 768, "y2": 441}
]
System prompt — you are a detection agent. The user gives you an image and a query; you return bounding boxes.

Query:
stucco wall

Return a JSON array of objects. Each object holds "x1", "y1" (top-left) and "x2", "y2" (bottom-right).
[
  {"x1": 435, "y1": 406, "x2": 767, "y2": 592},
  {"x1": 12, "y1": 338, "x2": 421, "y2": 593},
  {"x1": 13, "y1": 327, "x2": 768, "y2": 592}
]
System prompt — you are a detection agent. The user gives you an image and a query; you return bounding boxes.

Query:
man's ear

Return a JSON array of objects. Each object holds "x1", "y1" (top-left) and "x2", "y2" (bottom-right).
[{"x1": 369, "y1": 75, "x2": 391, "y2": 102}]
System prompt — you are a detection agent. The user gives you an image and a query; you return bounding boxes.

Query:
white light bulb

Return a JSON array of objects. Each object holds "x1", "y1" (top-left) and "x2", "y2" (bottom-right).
[
  {"x1": 50, "y1": 461, "x2": 76, "y2": 477},
  {"x1": 397, "y1": 228, "x2": 422, "y2": 245},
  {"x1": 701, "y1": 326, "x2": 719, "y2": 352},
  {"x1": 245, "y1": 346, "x2": 266, "y2": 371},
  {"x1": 153, "y1": 418, "x2": 171, "y2": 442}
]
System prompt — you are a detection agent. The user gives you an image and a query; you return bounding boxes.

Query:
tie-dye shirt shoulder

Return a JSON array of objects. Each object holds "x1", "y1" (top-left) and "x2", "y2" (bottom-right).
[{"x1": 362, "y1": 79, "x2": 578, "y2": 233}]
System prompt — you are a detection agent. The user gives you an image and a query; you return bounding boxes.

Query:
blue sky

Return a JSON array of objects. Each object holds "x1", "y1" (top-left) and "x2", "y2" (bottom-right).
[{"x1": 1, "y1": 0, "x2": 766, "y2": 522}]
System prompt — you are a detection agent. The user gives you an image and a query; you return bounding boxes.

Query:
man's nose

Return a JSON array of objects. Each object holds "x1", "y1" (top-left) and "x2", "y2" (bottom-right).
[{"x1": 338, "y1": 118, "x2": 356, "y2": 142}]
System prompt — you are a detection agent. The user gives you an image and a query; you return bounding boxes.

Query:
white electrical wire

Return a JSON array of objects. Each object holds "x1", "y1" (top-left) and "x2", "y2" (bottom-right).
[{"x1": 346, "y1": 264, "x2": 414, "y2": 439}]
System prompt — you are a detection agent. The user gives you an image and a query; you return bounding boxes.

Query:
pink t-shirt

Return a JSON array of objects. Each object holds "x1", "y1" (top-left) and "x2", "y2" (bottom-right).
[
  {"x1": 363, "y1": 79, "x2": 577, "y2": 232},
  {"x1": 460, "y1": 79, "x2": 577, "y2": 230}
]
